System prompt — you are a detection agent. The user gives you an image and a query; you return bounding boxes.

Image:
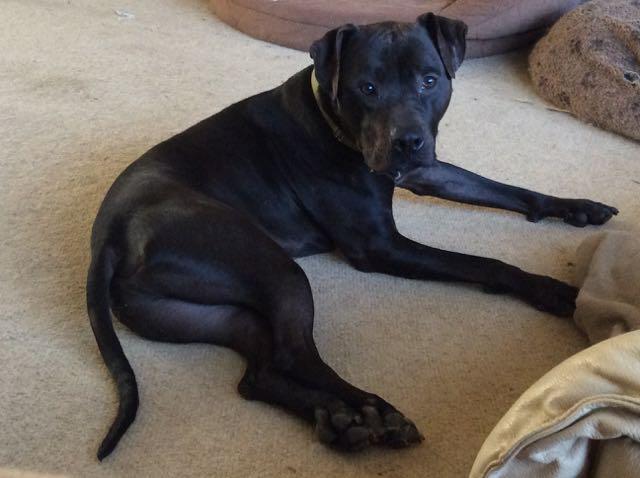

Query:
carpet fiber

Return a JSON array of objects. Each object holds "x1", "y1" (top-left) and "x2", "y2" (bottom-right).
[{"x1": 1, "y1": 1, "x2": 638, "y2": 477}]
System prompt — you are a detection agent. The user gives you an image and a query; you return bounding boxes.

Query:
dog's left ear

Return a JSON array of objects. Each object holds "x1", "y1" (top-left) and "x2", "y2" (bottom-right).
[
  {"x1": 310, "y1": 24, "x2": 358, "y2": 103},
  {"x1": 418, "y1": 13, "x2": 468, "y2": 79}
]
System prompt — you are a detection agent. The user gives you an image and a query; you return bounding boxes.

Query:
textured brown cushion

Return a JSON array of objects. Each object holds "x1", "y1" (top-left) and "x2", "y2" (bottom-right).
[
  {"x1": 530, "y1": 0, "x2": 640, "y2": 142},
  {"x1": 210, "y1": 0, "x2": 583, "y2": 58}
]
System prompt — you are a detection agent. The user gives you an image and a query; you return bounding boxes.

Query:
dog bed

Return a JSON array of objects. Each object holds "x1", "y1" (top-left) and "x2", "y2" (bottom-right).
[
  {"x1": 529, "y1": 0, "x2": 640, "y2": 142},
  {"x1": 472, "y1": 230, "x2": 640, "y2": 477},
  {"x1": 210, "y1": 0, "x2": 583, "y2": 58}
]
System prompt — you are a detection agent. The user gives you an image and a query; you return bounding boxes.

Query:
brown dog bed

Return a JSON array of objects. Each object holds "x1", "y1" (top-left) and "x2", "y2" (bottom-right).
[
  {"x1": 210, "y1": 0, "x2": 583, "y2": 58},
  {"x1": 530, "y1": 0, "x2": 640, "y2": 141}
]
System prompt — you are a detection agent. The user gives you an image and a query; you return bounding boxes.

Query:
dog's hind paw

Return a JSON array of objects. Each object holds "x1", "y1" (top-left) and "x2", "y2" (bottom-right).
[
  {"x1": 314, "y1": 404, "x2": 370, "y2": 451},
  {"x1": 364, "y1": 406, "x2": 423, "y2": 448},
  {"x1": 314, "y1": 400, "x2": 423, "y2": 452}
]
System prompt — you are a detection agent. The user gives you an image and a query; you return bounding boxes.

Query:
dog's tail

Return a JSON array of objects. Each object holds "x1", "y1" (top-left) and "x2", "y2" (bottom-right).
[{"x1": 86, "y1": 244, "x2": 138, "y2": 461}]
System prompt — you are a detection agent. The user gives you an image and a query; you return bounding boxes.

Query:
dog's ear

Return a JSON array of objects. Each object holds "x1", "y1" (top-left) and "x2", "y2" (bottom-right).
[
  {"x1": 418, "y1": 13, "x2": 467, "y2": 79},
  {"x1": 310, "y1": 24, "x2": 358, "y2": 103}
]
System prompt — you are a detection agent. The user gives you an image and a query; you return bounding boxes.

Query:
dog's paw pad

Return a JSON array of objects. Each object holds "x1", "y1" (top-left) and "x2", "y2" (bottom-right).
[
  {"x1": 562, "y1": 200, "x2": 618, "y2": 227},
  {"x1": 314, "y1": 402, "x2": 369, "y2": 451},
  {"x1": 331, "y1": 409, "x2": 357, "y2": 431},
  {"x1": 314, "y1": 400, "x2": 423, "y2": 452},
  {"x1": 314, "y1": 408, "x2": 338, "y2": 444},
  {"x1": 342, "y1": 426, "x2": 371, "y2": 451},
  {"x1": 362, "y1": 401, "x2": 424, "y2": 448},
  {"x1": 381, "y1": 412, "x2": 424, "y2": 448}
]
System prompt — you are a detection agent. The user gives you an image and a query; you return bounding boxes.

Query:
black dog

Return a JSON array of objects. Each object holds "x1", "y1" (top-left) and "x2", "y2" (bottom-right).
[{"x1": 87, "y1": 14, "x2": 617, "y2": 459}]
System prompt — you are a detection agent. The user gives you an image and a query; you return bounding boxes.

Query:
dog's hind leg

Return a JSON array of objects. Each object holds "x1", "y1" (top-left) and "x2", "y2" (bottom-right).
[
  {"x1": 110, "y1": 202, "x2": 422, "y2": 449},
  {"x1": 110, "y1": 287, "x2": 418, "y2": 450}
]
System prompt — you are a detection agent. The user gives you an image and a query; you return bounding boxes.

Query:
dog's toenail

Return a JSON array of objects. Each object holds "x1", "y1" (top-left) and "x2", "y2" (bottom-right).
[{"x1": 403, "y1": 424, "x2": 422, "y2": 443}]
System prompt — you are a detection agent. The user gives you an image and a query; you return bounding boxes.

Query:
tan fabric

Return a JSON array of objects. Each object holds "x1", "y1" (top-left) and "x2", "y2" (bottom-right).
[
  {"x1": 471, "y1": 231, "x2": 640, "y2": 478},
  {"x1": 2, "y1": 1, "x2": 639, "y2": 477},
  {"x1": 210, "y1": 0, "x2": 584, "y2": 58},
  {"x1": 574, "y1": 231, "x2": 640, "y2": 344},
  {"x1": 471, "y1": 332, "x2": 640, "y2": 477},
  {"x1": 529, "y1": 0, "x2": 640, "y2": 142}
]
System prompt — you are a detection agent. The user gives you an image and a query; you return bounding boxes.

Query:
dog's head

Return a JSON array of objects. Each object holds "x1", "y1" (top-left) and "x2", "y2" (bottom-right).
[{"x1": 310, "y1": 14, "x2": 467, "y2": 183}]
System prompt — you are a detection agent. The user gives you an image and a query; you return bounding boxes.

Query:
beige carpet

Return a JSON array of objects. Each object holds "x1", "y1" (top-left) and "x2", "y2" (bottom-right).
[{"x1": 1, "y1": 1, "x2": 638, "y2": 477}]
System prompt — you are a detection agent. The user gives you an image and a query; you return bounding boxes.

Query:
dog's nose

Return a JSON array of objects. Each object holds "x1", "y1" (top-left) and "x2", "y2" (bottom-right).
[{"x1": 392, "y1": 133, "x2": 424, "y2": 154}]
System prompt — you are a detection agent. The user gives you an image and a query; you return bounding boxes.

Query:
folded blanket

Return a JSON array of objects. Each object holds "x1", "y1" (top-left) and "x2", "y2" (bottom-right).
[
  {"x1": 574, "y1": 232, "x2": 640, "y2": 344},
  {"x1": 471, "y1": 231, "x2": 640, "y2": 478}
]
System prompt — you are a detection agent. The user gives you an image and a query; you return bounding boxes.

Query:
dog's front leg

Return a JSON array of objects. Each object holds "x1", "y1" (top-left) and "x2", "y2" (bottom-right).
[
  {"x1": 398, "y1": 161, "x2": 618, "y2": 227},
  {"x1": 346, "y1": 232, "x2": 577, "y2": 317}
]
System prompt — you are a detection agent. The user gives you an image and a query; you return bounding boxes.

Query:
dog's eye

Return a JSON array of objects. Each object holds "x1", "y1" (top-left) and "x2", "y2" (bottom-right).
[
  {"x1": 421, "y1": 75, "x2": 437, "y2": 90},
  {"x1": 360, "y1": 82, "x2": 377, "y2": 96}
]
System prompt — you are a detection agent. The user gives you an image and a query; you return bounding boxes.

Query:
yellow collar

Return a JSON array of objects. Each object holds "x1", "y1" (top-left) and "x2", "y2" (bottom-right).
[{"x1": 310, "y1": 69, "x2": 360, "y2": 151}]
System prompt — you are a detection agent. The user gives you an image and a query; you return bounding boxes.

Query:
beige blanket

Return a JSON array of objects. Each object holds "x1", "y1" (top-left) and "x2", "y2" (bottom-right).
[{"x1": 471, "y1": 231, "x2": 640, "y2": 478}]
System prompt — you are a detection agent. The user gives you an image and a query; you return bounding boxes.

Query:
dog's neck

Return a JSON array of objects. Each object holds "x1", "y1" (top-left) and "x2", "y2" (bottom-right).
[{"x1": 310, "y1": 69, "x2": 360, "y2": 152}]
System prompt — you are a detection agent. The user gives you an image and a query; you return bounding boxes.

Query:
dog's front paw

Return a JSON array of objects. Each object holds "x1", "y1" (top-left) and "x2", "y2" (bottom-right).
[
  {"x1": 557, "y1": 199, "x2": 618, "y2": 227},
  {"x1": 523, "y1": 276, "x2": 578, "y2": 317},
  {"x1": 526, "y1": 198, "x2": 618, "y2": 226}
]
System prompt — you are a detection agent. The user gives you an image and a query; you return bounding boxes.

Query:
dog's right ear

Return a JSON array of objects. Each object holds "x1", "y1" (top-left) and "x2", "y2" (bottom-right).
[{"x1": 310, "y1": 24, "x2": 358, "y2": 104}]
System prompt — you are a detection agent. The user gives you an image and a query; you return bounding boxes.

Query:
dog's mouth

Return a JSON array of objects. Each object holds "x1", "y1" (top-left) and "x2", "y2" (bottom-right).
[
  {"x1": 385, "y1": 169, "x2": 404, "y2": 184},
  {"x1": 364, "y1": 148, "x2": 432, "y2": 185},
  {"x1": 366, "y1": 164, "x2": 406, "y2": 184},
  {"x1": 360, "y1": 143, "x2": 405, "y2": 181},
  {"x1": 360, "y1": 132, "x2": 434, "y2": 185}
]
